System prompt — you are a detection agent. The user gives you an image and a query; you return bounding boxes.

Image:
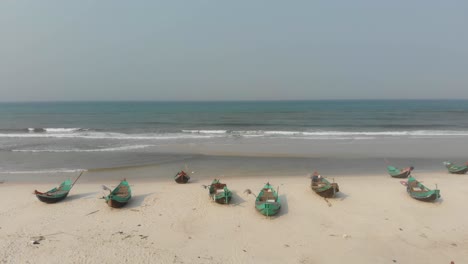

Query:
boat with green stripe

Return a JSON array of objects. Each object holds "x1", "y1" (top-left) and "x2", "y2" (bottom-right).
[
  {"x1": 387, "y1": 165, "x2": 413, "y2": 178},
  {"x1": 104, "y1": 179, "x2": 132, "y2": 208},
  {"x1": 405, "y1": 176, "x2": 440, "y2": 202},
  {"x1": 35, "y1": 179, "x2": 73, "y2": 203},
  {"x1": 207, "y1": 179, "x2": 232, "y2": 204},
  {"x1": 34, "y1": 171, "x2": 84, "y2": 203},
  {"x1": 311, "y1": 172, "x2": 339, "y2": 198},
  {"x1": 443, "y1": 161, "x2": 468, "y2": 174},
  {"x1": 255, "y1": 183, "x2": 281, "y2": 216}
]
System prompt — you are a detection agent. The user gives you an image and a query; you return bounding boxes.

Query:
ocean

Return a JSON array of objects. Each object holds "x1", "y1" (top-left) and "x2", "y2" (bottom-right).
[{"x1": 1, "y1": 100, "x2": 467, "y2": 176}]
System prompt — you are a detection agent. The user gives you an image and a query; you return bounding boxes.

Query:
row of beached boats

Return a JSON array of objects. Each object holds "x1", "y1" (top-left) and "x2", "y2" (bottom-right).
[
  {"x1": 201, "y1": 177, "x2": 281, "y2": 216},
  {"x1": 34, "y1": 172, "x2": 132, "y2": 208},
  {"x1": 34, "y1": 160, "x2": 467, "y2": 212},
  {"x1": 386, "y1": 161, "x2": 468, "y2": 202}
]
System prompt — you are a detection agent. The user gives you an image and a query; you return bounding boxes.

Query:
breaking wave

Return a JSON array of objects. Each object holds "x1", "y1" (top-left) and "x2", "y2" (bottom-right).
[{"x1": 1, "y1": 129, "x2": 468, "y2": 140}]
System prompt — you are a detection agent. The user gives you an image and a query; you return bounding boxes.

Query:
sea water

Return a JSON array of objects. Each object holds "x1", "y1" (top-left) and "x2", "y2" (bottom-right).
[{"x1": 1, "y1": 100, "x2": 467, "y2": 174}]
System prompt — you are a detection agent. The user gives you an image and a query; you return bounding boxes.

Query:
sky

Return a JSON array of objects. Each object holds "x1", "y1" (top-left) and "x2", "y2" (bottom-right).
[{"x1": 1, "y1": 1, "x2": 467, "y2": 101}]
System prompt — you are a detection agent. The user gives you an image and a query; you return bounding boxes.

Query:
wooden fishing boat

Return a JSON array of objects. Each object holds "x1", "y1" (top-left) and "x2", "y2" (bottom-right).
[
  {"x1": 34, "y1": 179, "x2": 73, "y2": 203},
  {"x1": 34, "y1": 171, "x2": 84, "y2": 203},
  {"x1": 255, "y1": 183, "x2": 281, "y2": 216},
  {"x1": 104, "y1": 179, "x2": 132, "y2": 208},
  {"x1": 311, "y1": 172, "x2": 339, "y2": 198},
  {"x1": 174, "y1": 170, "x2": 190, "y2": 183},
  {"x1": 443, "y1": 161, "x2": 468, "y2": 174},
  {"x1": 208, "y1": 179, "x2": 232, "y2": 204},
  {"x1": 387, "y1": 166, "x2": 413, "y2": 178},
  {"x1": 406, "y1": 176, "x2": 440, "y2": 202}
]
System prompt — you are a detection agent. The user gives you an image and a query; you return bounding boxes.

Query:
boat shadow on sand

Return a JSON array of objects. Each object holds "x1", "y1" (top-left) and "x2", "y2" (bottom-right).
[
  {"x1": 229, "y1": 191, "x2": 246, "y2": 207},
  {"x1": 63, "y1": 192, "x2": 100, "y2": 203},
  {"x1": 334, "y1": 191, "x2": 349, "y2": 201},
  {"x1": 125, "y1": 192, "x2": 157, "y2": 209},
  {"x1": 264, "y1": 194, "x2": 288, "y2": 219}
]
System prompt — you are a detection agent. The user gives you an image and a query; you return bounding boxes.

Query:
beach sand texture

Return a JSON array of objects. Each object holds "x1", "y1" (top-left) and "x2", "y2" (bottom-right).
[{"x1": 1, "y1": 172, "x2": 467, "y2": 264}]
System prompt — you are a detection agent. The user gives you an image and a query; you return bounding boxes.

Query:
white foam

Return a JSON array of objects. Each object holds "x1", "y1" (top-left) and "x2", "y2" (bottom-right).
[
  {"x1": 0, "y1": 169, "x2": 86, "y2": 174},
  {"x1": 44, "y1": 128, "x2": 82, "y2": 133},
  {"x1": 11, "y1": 144, "x2": 156, "y2": 153},
  {"x1": 182, "y1": 130, "x2": 227, "y2": 134},
  {"x1": 0, "y1": 132, "x2": 223, "y2": 140},
  {"x1": 2, "y1": 129, "x2": 468, "y2": 141},
  {"x1": 231, "y1": 130, "x2": 468, "y2": 137}
]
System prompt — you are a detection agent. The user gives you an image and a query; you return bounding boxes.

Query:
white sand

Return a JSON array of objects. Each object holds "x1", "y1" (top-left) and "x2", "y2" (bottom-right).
[{"x1": 0, "y1": 173, "x2": 467, "y2": 263}]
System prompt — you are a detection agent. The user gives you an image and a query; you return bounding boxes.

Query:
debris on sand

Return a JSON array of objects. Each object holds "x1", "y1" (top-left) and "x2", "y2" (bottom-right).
[
  {"x1": 30, "y1": 236, "x2": 45, "y2": 245},
  {"x1": 85, "y1": 210, "x2": 99, "y2": 216}
]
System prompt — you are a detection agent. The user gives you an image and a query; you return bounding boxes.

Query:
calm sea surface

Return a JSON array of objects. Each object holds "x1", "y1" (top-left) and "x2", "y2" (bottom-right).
[{"x1": 1, "y1": 100, "x2": 467, "y2": 173}]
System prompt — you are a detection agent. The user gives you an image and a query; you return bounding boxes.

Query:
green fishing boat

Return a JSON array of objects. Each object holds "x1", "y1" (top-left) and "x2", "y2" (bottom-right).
[
  {"x1": 406, "y1": 176, "x2": 440, "y2": 202},
  {"x1": 255, "y1": 183, "x2": 281, "y2": 216},
  {"x1": 34, "y1": 171, "x2": 84, "y2": 203},
  {"x1": 34, "y1": 179, "x2": 73, "y2": 203},
  {"x1": 311, "y1": 172, "x2": 339, "y2": 198},
  {"x1": 208, "y1": 179, "x2": 232, "y2": 204},
  {"x1": 104, "y1": 179, "x2": 132, "y2": 208},
  {"x1": 387, "y1": 166, "x2": 413, "y2": 178},
  {"x1": 443, "y1": 161, "x2": 468, "y2": 174}
]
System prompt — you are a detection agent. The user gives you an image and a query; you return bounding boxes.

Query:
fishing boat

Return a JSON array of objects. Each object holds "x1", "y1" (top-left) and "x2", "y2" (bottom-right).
[
  {"x1": 104, "y1": 179, "x2": 132, "y2": 208},
  {"x1": 311, "y1": 172, "x2": 339, "y2": 198},
  {"x1": 174, "y1": 170, "x2": 190, "y2": 183},
  {"x1": 34, "y1": 171, "x2": 84, "y2": 203},
  {"x1": 405, "y1": 176, "x2": 440, "y2": 202},
  {"x1": 34, "y1": 179, "x2": 73, "y2": 203},
  {"x1": 387, "y1": 166, "x2": 413, "y2": 178},
  {"x1": 443, "y1": 161, "x2": 468, "y2": 174},
  {"x1": 255, "y1": 183, "x2": 281, "y2": 216},
  {"x1": 207, "y1": 179, "x2": 232, "y2": 204}
]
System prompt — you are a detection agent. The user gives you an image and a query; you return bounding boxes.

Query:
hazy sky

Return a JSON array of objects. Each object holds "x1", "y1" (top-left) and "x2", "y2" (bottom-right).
[{"x1": 1, "y1": 1, "x2": 467, "y2": 101}]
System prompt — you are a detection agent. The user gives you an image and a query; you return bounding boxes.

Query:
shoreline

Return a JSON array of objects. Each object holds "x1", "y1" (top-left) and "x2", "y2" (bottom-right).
[{"x1": 0, "y1": 153, "x2": 454, "y2": 184}]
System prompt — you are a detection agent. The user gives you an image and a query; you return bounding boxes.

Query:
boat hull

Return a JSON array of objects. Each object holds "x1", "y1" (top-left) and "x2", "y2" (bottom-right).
[
  {"x1": 106, "y1": 198, "x2": 129, "y2": 208},
  {"x1": 213, "y1": 195, "x2": 232, "y2": 204},
  {"x1": 255, "y1": 201, "x2": 281, "y2": 216},
  {"x1": 312, "y1": 186, "x2": 338, "y2": 198},
  {"x1": 387, "y1": 166, "x2": 412, "y2": 178},
  {"x1": 208, "y1": 179, "x2": 232, "y2": 204},
  {"x1": 36, "y1": 193, "x2": 69, "y2": 203},
  {"x1": 390, "y1": 171, "x2": 411, "y2": 178},
  {"x1": 448, "y1": 168, "x2": 468, "y2": 174},
  {"x1": 407, "y1": 189, "x2": 440, "y2": 202},
  {"x1": 174, "y1": 175, "x2": 190, "y2": 183},
  {"x1": 105, "y1": 180, "x2": 131, "y2": 208},
  {"x1": 311, "y1": 182, "x2": 339, "y2": 198}
]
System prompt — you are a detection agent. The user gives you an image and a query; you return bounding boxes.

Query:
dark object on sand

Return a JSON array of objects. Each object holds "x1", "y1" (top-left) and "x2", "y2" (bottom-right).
[
  {"x1": 34, "y1": 171, "x2": 84, "y2": 203},
  {"x1": 104, "y1": 179, "x2": 132, "y2": 208},
  {"x1": 35, "y1": 179, "x2": 72, "y2": 203},
  {"x1": 311, "y1": 171, "x2": 339, "y2": 198},
  {"x1": 443, "y1": 161, "x2": 468, "y2": 174},
  {"x1": 254, "y1": 183, "x2": 281, "y2": 216},
  {"x1": 206, "y1": 179, "x2": 232, "y2": 204},
  {"x1": 387, "y1": 166, "x2": 413, "y2": 178},
  {"x1": 406, "y1": 176, "x2": 440, "y2": 202},
  {"x1": 174, "y1": 170, "x2": 190, "y2": 183}
]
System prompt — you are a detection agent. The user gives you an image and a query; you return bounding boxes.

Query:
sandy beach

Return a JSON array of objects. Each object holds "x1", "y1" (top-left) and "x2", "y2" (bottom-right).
[{"x1": 1, "y1": 168, "x2": 466, "y2": 264}]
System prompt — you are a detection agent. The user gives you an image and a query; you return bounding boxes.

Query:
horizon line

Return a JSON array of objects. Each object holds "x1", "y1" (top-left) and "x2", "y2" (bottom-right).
[{"x1": 1, "y1": 98, "x2": 468, "y2": 103}]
